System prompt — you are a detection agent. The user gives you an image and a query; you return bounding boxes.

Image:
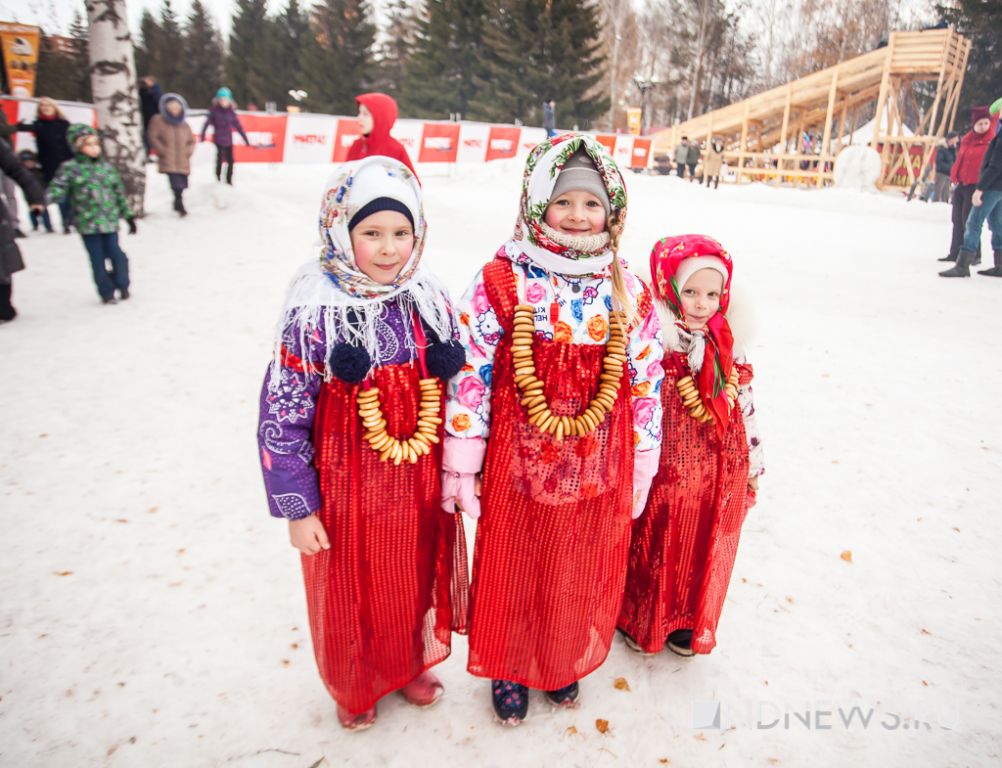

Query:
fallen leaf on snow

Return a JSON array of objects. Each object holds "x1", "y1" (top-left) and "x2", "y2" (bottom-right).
[
  {"x1": 595, "y1": 719, "x2": 610, "y2": 734},
  {"x1": 840, "y1": 550, "x2": 853, "y2": 563},
  {"x1": 694, "y1": 732, "x2": 707, "y2": 741},
  {"x1": 613, "y1": 677, "x2": 631, "y2": 691},
  {"x1": 53, "y1": 571, "x2": 73, "y2": 577},
  {"x1": 920, "y1": 628, "x2": 931, "y2": 635},
  {"x1": 565, "y1": 725, "x2": 578, "y2": 736}
]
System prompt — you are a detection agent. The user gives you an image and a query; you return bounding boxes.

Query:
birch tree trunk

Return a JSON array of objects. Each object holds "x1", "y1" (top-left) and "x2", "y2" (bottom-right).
[{"x1": 85, "y1": 0, "x2": 145, "y2": 216}]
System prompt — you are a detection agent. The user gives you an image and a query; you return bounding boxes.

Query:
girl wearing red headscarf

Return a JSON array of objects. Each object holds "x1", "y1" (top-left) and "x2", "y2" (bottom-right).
[
  {"x1": 619, "y1": 235, "x2": 764, "y2": 658},
  {"x1": 346, "y1": 92, "x2": 418, "y2": 177}
]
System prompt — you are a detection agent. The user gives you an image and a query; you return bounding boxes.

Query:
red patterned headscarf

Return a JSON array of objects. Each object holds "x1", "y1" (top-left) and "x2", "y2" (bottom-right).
[{"x1": 650, "y1": 234, "x2": 735, "y2": 437}]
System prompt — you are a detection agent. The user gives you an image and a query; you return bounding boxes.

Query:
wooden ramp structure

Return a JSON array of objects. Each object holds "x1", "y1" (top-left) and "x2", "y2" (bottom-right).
[{"x1": 650, "y1": 28, "x2": 971, "y2": 189}]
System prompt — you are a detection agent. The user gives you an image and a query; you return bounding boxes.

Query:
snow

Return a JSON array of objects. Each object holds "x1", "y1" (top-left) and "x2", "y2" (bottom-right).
[
  {"x1": 843, "y1": 115, "x2": 915, "y2": 145},
  {"x1": 2, "y1": 160, "x2": 1000, "y2": 767}
]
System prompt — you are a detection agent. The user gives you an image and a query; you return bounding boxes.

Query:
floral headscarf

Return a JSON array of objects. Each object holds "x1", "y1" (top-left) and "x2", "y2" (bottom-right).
[
  {"x1": 504, "y1": 132, "x2": 627, "y2": 276},
  {"x1": 318, "y1": 155, "x2": 425, "y2": 301},
  {"x1": 650, "y1": 234, "x2": 736, "y2": 438},
  {"x1": 267, "y1": 156, "x2": 453, "y2": 390}
]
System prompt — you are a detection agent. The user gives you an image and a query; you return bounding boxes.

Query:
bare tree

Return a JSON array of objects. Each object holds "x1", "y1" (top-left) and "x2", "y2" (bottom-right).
[
  {"x1": 85, "y1": 0, "x2": 146, "y2": 215},
  {"x1": 596, "y1": 0, "x2": 640, "y2": 131}
]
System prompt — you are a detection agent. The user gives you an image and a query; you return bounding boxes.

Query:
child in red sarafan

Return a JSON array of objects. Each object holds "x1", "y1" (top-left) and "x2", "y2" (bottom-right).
[
  {"x1": 256, "y1": 156, "x2": 468, "y2": 731},
  {"x1": 619, "y1": 234, "x2": 764, "y2": 658}
]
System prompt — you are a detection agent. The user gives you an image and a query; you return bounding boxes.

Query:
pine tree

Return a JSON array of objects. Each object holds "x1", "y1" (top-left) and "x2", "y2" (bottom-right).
[
  {"x1": 470, "y1": 0, "x2": 607, "y2": 129},
  {"x1": 135, "y1": 8, "x2": 162, "y2": 79},
  {"x1": 157, "y1": 0, "x2": 185, "y2": 92},
  {"x1": 181, "y1": 0, "x2": 224, "y2": 108},
  {"x1": 302, "y1": 0, "x2": 376, "y2": 115},
  {"x1": 273, "y1": 0, "x2": 316, "y2": 110},
  {"x1": 375, "y1": 0, "x2": 421, "y2": 105},
  {"x1": 68, "y1": 10, "x2": 92, "y2": 101},
  {"x1": 34, "y1": 10, "x2": 92, "y2": 102},
  {"x1": 226, "y1": 0, "x2": 275, "y2": 107},
  {"x1": 401, "y1": 0, "x2": 488, "y2": 119},
  {"x1": 937, "y1": 0, "x2": 1001, "y2": 113}
]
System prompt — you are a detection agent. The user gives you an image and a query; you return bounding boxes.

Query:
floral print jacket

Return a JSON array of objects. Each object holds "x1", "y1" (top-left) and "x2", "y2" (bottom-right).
[{"x1": 445, "y1": 257, "x2": 665, "y2": 452}]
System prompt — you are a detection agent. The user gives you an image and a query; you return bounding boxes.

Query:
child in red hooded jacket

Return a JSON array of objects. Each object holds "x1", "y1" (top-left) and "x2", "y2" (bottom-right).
[{"x1": 346, "y1": 92, "x2": 418, "y2": 177}]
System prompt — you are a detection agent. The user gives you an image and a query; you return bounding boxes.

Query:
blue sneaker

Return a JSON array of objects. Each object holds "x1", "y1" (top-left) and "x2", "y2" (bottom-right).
[{"x1": 492, "y1": 679, "x2": 528, "y2": 726}]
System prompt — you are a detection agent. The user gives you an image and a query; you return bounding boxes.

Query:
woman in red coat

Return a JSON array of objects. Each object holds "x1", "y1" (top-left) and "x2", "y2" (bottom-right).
[
  {"x1": 346, "y1": 92, "x2": 418, "y2": 177},
  {"x1": 941, "y1": 106, "x2": 994, "y2": 265},
  {"x1": 619, "y1": 235, "x2": 764, "y2": 658}
]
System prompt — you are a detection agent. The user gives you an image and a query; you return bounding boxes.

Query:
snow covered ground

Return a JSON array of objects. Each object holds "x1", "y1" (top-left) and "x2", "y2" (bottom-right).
[{"x1": 2, "y1": 159, "x2": 1000, "y2": 767}]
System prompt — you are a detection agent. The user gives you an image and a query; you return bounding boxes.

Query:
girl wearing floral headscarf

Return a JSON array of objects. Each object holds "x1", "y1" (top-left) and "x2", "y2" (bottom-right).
[
  {"x1": 618, "y1": 234, "x2": 764, "y2": 659},
  {"x1": 256, "y1": 156, "x2": 468, "y2": 731},
  {"x1": 442, "y1": 133, "x2": 664, "y2": 725}
]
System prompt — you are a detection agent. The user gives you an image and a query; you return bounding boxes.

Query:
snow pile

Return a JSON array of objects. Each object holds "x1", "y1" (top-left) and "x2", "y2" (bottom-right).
[{"x1": 1, "y1": 162, "x2": 1000, "y2": 766}]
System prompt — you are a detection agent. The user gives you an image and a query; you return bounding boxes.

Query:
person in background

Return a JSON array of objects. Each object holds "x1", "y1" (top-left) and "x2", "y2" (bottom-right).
[
  {"x1": 200, "y1": 87, "x2": 249, "y2": 185},
  {"x1": 702, "y1": 137, "x2": 725, "y2": 189},
  {"x1": 346, "y1": 92, "x2": 417, "y2": 177},
  {"x1": 686, "y1": 139, "x2": 701, "y2": 182},
  {"x1": 933, "y1": 132, "x2": 959, "y2": 204},
  {"x1": 16, "y1": 150, "x2": 52, "y2": 232},
  {"x1": 138, "y1": 76, "x2": 162, "y2": 159},
  {"x1": 0, "y1": 140, "x2": 45, "y2": 321},
  {"x1": 941, "y1": 99, "x2": 1002, "y2": 278},
  {"x1": 47, "y1": 125, "x2": 137, "y2": 305},
  {"x1": 543, "y1": 99, "x2": 556, "y2": 138},
  {"x1": 940, "y1": 106, "x2": 993, "y2": 266},
  {"x1": 674, "y1": 137, "x2": 689, "y2": 178},
  {"x1": 147, "y1": 93, "x2": 195, "y2": 217},
  {"x1": 15, "y1": 97, "x2": 73, "y2": 233}
]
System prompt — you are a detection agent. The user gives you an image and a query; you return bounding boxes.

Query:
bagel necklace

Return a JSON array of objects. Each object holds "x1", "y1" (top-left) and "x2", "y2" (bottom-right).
[
  {"x1": 355, "y1": 313, "x2": 443, "y2": 465},
  {"x1": 675, "y1": 368, "x2": 739, "y2": 423},
  {"x1": 512, "y1": 303, "x2": 629, "y2": 440}
]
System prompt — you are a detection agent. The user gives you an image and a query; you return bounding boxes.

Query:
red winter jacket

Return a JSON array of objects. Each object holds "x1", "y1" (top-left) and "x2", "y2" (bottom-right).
[
  {"x1": 951, "y1": 121, "x2": 996, "y2": 185},
  {"x1": 346, "y1": 92, "x2": 418, "y2": 178}
]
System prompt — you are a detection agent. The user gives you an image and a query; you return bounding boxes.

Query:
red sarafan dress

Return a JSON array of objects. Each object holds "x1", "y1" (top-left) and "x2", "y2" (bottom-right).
[
  {"x1": 296, "y1": 359, "x2": 468, "y2": 714},
  {"x1": 618, "y1": 351, "x2": 752, "y2": 655},
  {"x1": 468, "y1": 258, "x2": 634, "y2": 690}
]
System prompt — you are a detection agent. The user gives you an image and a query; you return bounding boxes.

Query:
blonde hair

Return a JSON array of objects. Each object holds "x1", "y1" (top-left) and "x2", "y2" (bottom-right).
[
  {"x1": 37, "y1": 97, "x2": 67, "y2": 121},
  {"x1": 607, "y1": 214, "x2": 638, "y2": 332}
]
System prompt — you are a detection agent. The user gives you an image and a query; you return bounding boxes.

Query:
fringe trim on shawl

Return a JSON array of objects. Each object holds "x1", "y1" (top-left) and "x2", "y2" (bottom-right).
[{"x1": 267, "y1": 260, "x2": 455, "y2": 392}]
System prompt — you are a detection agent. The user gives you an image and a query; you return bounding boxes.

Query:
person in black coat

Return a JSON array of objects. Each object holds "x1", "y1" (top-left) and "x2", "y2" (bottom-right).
[
  {"x1": 0, "y1": 140, "x2": 45, "y2": 321},
  {"x1": 138, "y1": 76, "x2": 162, "y2": 157},
  {"x1": 15, "y1": 97, "x2": 74, "y2": 233}
]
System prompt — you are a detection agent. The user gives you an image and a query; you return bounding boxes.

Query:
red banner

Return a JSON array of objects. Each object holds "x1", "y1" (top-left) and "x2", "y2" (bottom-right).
[
  {"x1": 594, "y1": 134, "x2": 617, "y2": 154},
  {"x1": 332, "y1": 118, "x2": 363, "y2": 162},
  {"x1": 418, "y1": 123, "x2": 461, "y2": 163},
  {"x1": 485, "y1": 126, "x2": 520, "y2": 162},
  {"x1": 631, "y1": 138, "x2": 652, "y2": 169}
]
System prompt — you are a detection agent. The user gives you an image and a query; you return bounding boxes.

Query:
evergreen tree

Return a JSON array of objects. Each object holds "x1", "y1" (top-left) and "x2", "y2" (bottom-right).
[
  {"x1": 135, "y1": 8, "x2": 162, "y2": 79},
  {"x1": 401, "y1": 0, "x2": 488, "y2": 119},
  {"x1": 181, "y1": 0, "x2": 224, "y2": 108},
  {"x1": 470, "y1": 0, "x2": 607, "y2": 129},
  {"x1": 68, "y1": 10, "x2": 92, "y2": 102},
  {"x1": 157, "y1": 0, "x2": 185, "y2": 92},
  {"x1": 302, "y1": 0, "x2": 376, "y2": 115},
  {"x1": 938, "y1": 0, "x2": 1001, "y2": 114},
  {"x1": 375, "y1": 0, "x2": 421, "y2": 105},
  {"x1": 273, "y1": 0, "x2": 317, "y2": 110},
  {"x1": 34, "y1": 10, "x2": 91, "y2": 102},
  {"x1": 226, "y1": 0, "x2": 275, "y2": 107}
]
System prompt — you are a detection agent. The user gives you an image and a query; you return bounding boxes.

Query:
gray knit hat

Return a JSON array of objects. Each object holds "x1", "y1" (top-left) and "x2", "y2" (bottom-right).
[{"x1": 550, "y1": 149, "x2": 611, "y2": 217}]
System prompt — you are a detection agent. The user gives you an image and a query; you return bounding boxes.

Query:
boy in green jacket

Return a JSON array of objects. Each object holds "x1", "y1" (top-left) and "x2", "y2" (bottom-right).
[{"x1": 48, "y1": 124, "x2": 137, "y2": 304}]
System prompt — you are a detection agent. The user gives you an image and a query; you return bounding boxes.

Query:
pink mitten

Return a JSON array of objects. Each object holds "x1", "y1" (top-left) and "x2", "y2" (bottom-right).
[
  {"x1": 631, "y1": 448, "x2": 661, "y2": 519},
  {"x1": 441, "y1": 436, "x2": 487, "y2": 519}
]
